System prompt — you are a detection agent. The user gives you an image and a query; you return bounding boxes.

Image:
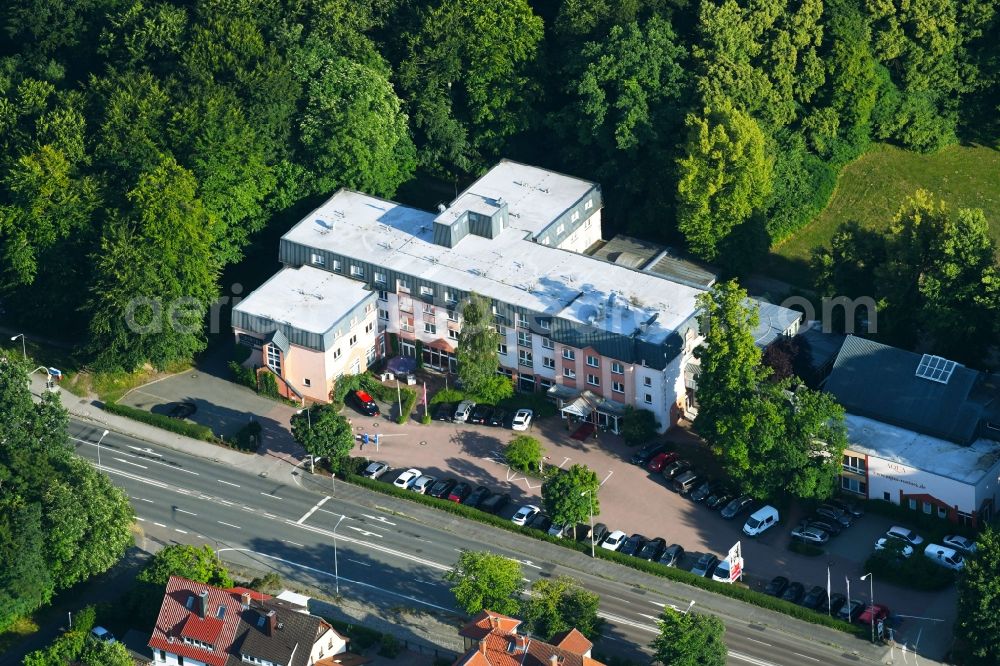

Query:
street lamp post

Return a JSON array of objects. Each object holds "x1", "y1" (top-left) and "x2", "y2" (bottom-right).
[
  {"x1": 581, "y1": 489, "x2": 596, "y2": 558},
  {"x1": 333, "y1": 514, "x2": 346, "y2": 595},
  {"x1": 684, "y1": 600, "x2": 696, "y2": 615},
  {"x1": 10, "y1": 333, "x2": 26, "y2": 360},
  {"x1": 861, "y1": 572, "x2": 875, "y2": 643},
  {"x1": 96, "y1": 429, "x2": 110, "y2": 467}
]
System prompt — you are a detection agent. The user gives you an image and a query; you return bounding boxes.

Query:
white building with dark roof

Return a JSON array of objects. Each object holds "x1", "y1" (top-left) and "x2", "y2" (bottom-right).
[{"x1": 235, "y1": 160, "x2": 801, "y2": 431}]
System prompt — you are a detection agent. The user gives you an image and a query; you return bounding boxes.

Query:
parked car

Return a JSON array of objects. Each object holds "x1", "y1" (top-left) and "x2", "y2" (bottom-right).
[
  {"x1": 453, "y1": 400, "x2": 476, "y2": 423},
  {"x1": 463, "y1": 485, "x2": 492, "y2": 508},
  {"x1": 488, "y1": 408, "x2": 509, "y2": 427},
  {"x1": 411, "y1": 474, "x2": 436, "y2": 494},
  {"x1": 781, "y1": 582, "x2": 805, "y2": 604},
  {"x1": 620, "y1": 534, "x2": 648, "y2": 556},
  {"x1": 630, "y1": 442, "x2": 668, "y2": 466},
  {"x1": 658, "y1": 544, "x2": 685, "y2": 568},
  {"x1": 791, "y1": 523, "x2": 830, "y2": 544},
  {"x1": 582, "y1": 523, "x2": 609, "y2": 545},
  {"x1": 886, "y1": 526, "x2": 925, "y2": 546},
  {"x1": 858, "y1": 604, "x2": 890, "y2": 626},
  {"x1": 647, "y1": 451, "x2": 679, "y2": 472},
  {"x1": 764, "y1": 576, "x2": 789, "y2": 597},
  {"x1": 601, "y1": 530, "x2": 627, "y2": 551},
  {"x1": 528, "y1": 513, "x2": 553, "y2": 533},
  {"x1": 447, "y1": 482, "x2": 472, "y2": 503},
  {"x1": 393, "y1": 468, "x2": 422, "y2": 489},
  {"x1": 512, "y1": 505, "x2": 541, "y2": 526},
  {"x1": 434, "y1": 401, "x2": 457, "y2": 421},
  {"x1": 924, "y1": 543, "x2": 965, "y2": 571},
  {"x1": 743, "y1": 505, "x2": 779, "y2": 536},
  {"x1": 349, "y1": 389, "x2": 380, "y2": 416},
  {"x1": 838, "y1": 599, "x2": 866, "y2": 622},
  {"x1": 830, "y1": 497, "x2": 865, "y2": 518},
  {"x1": 720, "y1": 495, "x2": 754, "y2": 520},
  {"x1": 479, "y1": 492, "x2": 511, "y2": 514},
  {"x1": 362, "y1": 461, "x2": 390, "y2": 479},
  {"x1": 90, "y1": 627, "x2": 116, "y2": 645},
  {"x1": 427, "y1": 478, "x2": 456, "y2": 498},
  {"x1": 638, "y1": 537, "x2": 667, "y2": 561},
  {"x1": 801, "y1": 586, "x2": 826, "y2": 610},
  {"x1": 705, "y1": 488, "x2": 735, "y2": 510},
  {"x1": 807, "y1": 516, "x2": 843, "y2": 536},
  {"x1": 661, "y1": 459, "x2": 692, "y2": 481},
  {"x1": 819, "y1": 593, "x2": 847, "y2": 616},
  {"x1": 690, "y1": 479, "x2": 722, "y2": 503},
  {"x1": 549, "y1": 523, "x2": 574, "y2": 539},
  {"x1": 943, "y1": 535, "x2": 978, "y2": 554},
  {"x1": 511, "y1": 409, "x2": 534, "y2": 431},
  {"x1": 673, "y1": 470, "x2": 702, "y2": 495},
  {"x1": 690, "y1": 553, "x2": 719, "y2": 578},
  {"x1": 875, "y1": 537, "x2": 913, "y2": 558},
  {"x1": 816, "y1": 504, "x2": 852, "y2": 527},
  {"x1": 468, "y1": 403, "x2": 494, "y2": 425}
]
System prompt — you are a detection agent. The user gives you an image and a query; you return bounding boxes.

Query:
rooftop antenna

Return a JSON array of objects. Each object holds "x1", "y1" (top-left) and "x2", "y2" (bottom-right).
[{"x1": 437, "y1": 203, "x2": 446, "y2": 213}]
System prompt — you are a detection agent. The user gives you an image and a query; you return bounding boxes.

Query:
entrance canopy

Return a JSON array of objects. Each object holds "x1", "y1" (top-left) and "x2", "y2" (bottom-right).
[{"x1": 562, "y1": 396, "x2": 594, "y2": 419}]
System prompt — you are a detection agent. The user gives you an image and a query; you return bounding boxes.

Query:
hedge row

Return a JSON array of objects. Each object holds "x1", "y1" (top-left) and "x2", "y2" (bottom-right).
[
  {"x1": 102, "y1": 402, "x2": 215, "y2": 441},
  {"x1": 344, "y1": 473, "x2": 866, "y2": 638},
  {"x1": 397, "y1": 387, "x2": 418, "y2": 424},
  {"x1": 863, "y1": 553, "x2": 956, "y2": 591}
]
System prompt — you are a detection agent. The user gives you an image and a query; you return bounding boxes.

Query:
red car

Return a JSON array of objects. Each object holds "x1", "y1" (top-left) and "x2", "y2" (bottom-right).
[
  {"x1": 858, "y1": 604, "x2": 890, "y2": 626},
  {"x1": 647, "y1": 452, "x2": 679, "y2": 472},
  {"x1": 349, "y1": 389, "x2": 380, "y2": 416}
]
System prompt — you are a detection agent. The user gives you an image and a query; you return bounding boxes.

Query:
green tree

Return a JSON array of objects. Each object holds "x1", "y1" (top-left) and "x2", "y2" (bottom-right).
[
  {"x1": 80, "y1": 640, "x2": 133, "y2": 666},
  {"x1": 0, "y1": 501, "x2": 53, "y2": 633},
  {"x1": 506, "y1": 435, "x2": 543, "y2": 473},
  {"x1": 456, "y1": 293, "x2": 512, "y2": 402},
  {"x1": 137, "y1": 545, "x2": 233, "y2": 588},
  {"x1": 542, "y1": 464, "x2": 600, "y2": 535},
  {"x1": 621, "y1": 407, "x2": 659, "y2": 445},
  {"x1": 676, "y1": 97, "x2": 772, "y2": 262},
  {"x1": 445, "y1": 551, "x2": 523, "y2": 617},
  {"x1": 956, "y1": 527, "x2": 1000, "y2": 664},
  {"x1": 290, "y1": 405, "x2": 355, "y2": 469},
  {"x1": 523, "y1": 576, "x2": 602, "y2": 641},
  {"x1": 651, "y1": 607, "x2": 727, "y2": 666}
]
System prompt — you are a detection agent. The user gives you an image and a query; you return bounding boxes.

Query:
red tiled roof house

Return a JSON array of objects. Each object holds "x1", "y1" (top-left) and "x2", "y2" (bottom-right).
[{"x1": 454, "y1": 610, "x2": 604, "y2": 666}]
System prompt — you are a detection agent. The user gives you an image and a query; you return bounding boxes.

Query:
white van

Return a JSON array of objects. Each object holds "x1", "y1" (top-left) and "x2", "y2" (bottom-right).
[
  {"x1": 923, "y1": 543, "x2": 965, "y2": 571},
  {"x1": 742, "y1": 505, "x2": 779, "y2": 536}
]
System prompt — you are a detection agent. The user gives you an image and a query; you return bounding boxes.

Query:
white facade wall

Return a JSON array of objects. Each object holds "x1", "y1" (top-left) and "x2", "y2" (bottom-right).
[
  {"x1": 153, "y1": 651, "x2": 208, "y2": 666},
  {"x1": 556, "y1": 211, "x2": 603, "y2": 254},
  {"x1": 310, "y1": 627, "x2": 348, "y2": 661},
  {"x1": 973, "y1": 462, "x2": 1000, "y2": 518},
  {"x1": 866, "y1": 455, "x2": 976, "y2": 512}
]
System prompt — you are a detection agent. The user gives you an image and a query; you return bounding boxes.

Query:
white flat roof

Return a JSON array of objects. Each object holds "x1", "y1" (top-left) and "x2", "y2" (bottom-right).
[
  {"x1": 436, "y1": 160, "x2": 597, "y2": 236},
  {"x1": 846, "y1": 413, "x2": 1000, "y2": 485},
  {"x1": 282, "y1": 191, "x2": 699, "y2": 345},
  {"x1": 233, "y1": 265, "x2": 371, "y2": 334}
]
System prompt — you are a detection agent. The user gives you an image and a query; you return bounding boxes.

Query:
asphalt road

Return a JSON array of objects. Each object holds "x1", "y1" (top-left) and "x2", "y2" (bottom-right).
[{"x1": 68, "y1": 419, "x2": 901, "y2": 665}]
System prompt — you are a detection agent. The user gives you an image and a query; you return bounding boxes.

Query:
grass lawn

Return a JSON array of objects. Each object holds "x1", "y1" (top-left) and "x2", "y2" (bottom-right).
[
  {"x1": 768, "y1": 142, "x2": 1000, "y2": 287},
  {"x1": 0, "y1": 616, "x2": 40, "y2": 655}
]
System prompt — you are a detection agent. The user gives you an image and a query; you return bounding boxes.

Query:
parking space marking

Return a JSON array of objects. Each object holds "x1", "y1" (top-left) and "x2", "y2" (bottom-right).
[{"x1": 600, "y1": 470, "x2": 614, "y2": 486}]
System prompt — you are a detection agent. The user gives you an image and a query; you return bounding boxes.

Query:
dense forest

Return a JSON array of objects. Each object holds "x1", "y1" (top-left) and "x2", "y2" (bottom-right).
[{"x1": 1, "y1": 0, "x2": 998, "y2": 372}]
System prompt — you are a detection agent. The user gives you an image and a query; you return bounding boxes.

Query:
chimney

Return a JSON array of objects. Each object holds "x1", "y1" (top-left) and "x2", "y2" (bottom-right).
[
  {"x1": 550, "y1": 656, "x2": 560, "y2": 665},
  {"x1": 266, "y1": 610, "x2": 277, "y2": 636},
  {"x1": 241, "y1": 592, "x2": 251, "y2": 609},
  {"x1": 198, "y1": 590, "x2": 209, "y2": 619}
]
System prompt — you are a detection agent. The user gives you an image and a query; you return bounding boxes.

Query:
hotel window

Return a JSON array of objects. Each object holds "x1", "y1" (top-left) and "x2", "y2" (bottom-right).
[
  {"x1": 842, "y1": 455, "x2": 866, "y2": 473},
  {"x1": 923, "y1": 501, "x2": 933, "y2": 515},
  {"x1": 398, "y1": 278, "x2": 410, "y2": 291},
  {"x1": 374, "y1": 272, "x2": 386, "y2": 284},
  {"x1": 366, "y1": 346, "x2": 376, "y2": 364},
  {"x1": 937, "y1": 506, "x2": 948, "y2": 519},
  {"x1": 310, "y1": 253, "x2": 325, "y2": 267},
  {"x1": 378, "y1": 309, "x2": 389, "y2": 320},
  {"x1": 543, "y1": 357, "x2": 555, "y2": 369},
  {"x1": 378, "y1": 290, "x2": 388, "y2": 301},
  {"x1": 266, "y1": 345, "x2": 281, "y2": 374},
  {"x1": 333, "y1": 259, "x2": 342, "y2": 272},
  {"x1": 350, "y1": 316, "x2": 358, "y2": 327},
  {"x1": 585, "y1": 198, "x2": 594, "y2": 210},
  {"x1": 423, "y1": 303, "x2": 434, "y2": 314},
  {"x1": 611, "y1": 362, "x2": 624, "y2": 374},
  {"x1": 841, "y1": 477, "x2": 866, "y2": 495},
  {"x1": 644, "y1": 393, "x2": 653, "y2": 404},
  {"x1": 643, "y1": 376, "x2": 652, "y2": 387},
  {"x1": 365, "y1": 322, "x2": 373, "y2": 334},
  {"x1": 444, "y1": 290, "x2": 457, "y2": 304},
  {"x1": 571, "y1": 211, "x2": 580, "y2": 222},
  {"x1": 563, "y1": 368, "x2": 576, "y2": 379},
  {"x1": 518, "y1": 350, "x2": 533, "y2": 367},
  {"x1": 350, "y1": 265, "x2": 364, "y2": 278},
  {"x1": 517, "y1": 331, "x2": 531, "y2": 347},
  {"x1": 447, "y1": 310, "x2": 458, "y2": 321},
  {"x1": 333, "y1": 348, "x2": 342, "y2": 359},
  {"x1": 542, "y1": 238, "x2": 551, "y2": 245},
  {"x1": 516, "y1": 313, "x2": 528, "y2": 328},
  {"x1": 587, "y1": 374, "x2": 600, "y2": 386},
  {"x1": 908, "y1": 498, "x2": 917, "y2": 510},
  {"x1": 556, "y1": 223, "x2": 565, "y2": 235},
  {"x1": 563, "y1": 349, "x2": 576, "y2": 361},
  {"x1": 424, "y1": 322, "x2": 436, "y2": 334},
  {"x1": 584, "y1": 218, "x2": 592, "y2": 229},
  {"x1": 420, "y1": 285, "x2": 434, "y2": 297},
  {"x1": 612, "y1": 381, "x2": 625, "y2": 393},
  {"x1": 449, "y1": 329, "x2": 459, "y2": 340},
  {"x1": 538, "y1": 319, "x2": 551, "y2": 331},
  {"x1": 400, "y1": 316, "x2": 414, "y2": 332},
  {"x1": 349, "y1": 334, "x2": 357, "y2": 346},
  {"x1": 586, "y1": 355, "x2": 599, "y2": 368},
  {"x1": 495, "y1": 324, "x2": 506, "y2": 336},
  {"x1": 303, "y1": 378, "x2": 311, "y2": 388},
  {"x1": 541, "y1": 337, "x2": 554, "y2": 350},
  {"x1": 498, "y1": 343, "x2": 508, "y2": 355}
]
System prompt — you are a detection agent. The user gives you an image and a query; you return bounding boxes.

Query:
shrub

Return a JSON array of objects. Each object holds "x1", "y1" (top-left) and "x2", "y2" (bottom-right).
[
  {"x1": 229, "y1": 360, "x2": 258, "y2": 390},
  {"x1": 862, "y1": 499, "x2": 976, "y2": 543},
  {"x1": 498, "y1": 392, "x2": 558, "y2": 419},
  {"x1": 421, "y1": 412, "x2": 432, "y2": 424},
  {"x1": 621, "y1": 406, "x2": 658, "y2": 445},
  {"x1": 246, "y1": 572, "x2": 282, "y2": 593},
  {"x1": 431, "y1": 388, "x2": 466, "y2": 404},
  {"x1": 226, "y1": 420, "x2": 261, "y2": 452},
  {"x1": 506, "y1": 435, "x2": 543, "y2": 473},
  {"x1": 864, "y1": 552, "x2": 956, "y2": 591},
  {"x1": 332, "y1": 372, "x2": 396, "y2": 404},
  {"x1": 397, "y1": 387, "x2": 418, "y2": 424},
  {"x1": 102, "y1": 402, "x2": 215, "y2": 440},
  {"x1": 326, "y1": 619, "x2": 382, "y2": 650},
  {"x1": 258, "y1": 371, "x2": 280, "y2": 398},
  {"x1": 378, "y1": 632, "x2": 402, "y2": 658}
]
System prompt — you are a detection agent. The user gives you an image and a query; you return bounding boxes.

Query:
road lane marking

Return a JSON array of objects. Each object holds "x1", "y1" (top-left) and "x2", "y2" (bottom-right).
[
  {"x1": 283, "y1": 540, "x2": 304, "y2": 547},
  {"x1": 176, "y1": 508, "x2": 197, "y2": 516},
  {"x1": 291, "y1": 521, "x2": 448, "y2": 572},
  {"x1": 136, "y1": 517, "x2": 146, "y2": 521},
  {"x1": 729, "y1": 651, "x2": 784, "y2": 666},
  {"x1": 519, "y1": 559, "x2": 542, "y2": 570},
  {"x1": 296, "y1": 496, "x2": 330, "y2": 524},
  {"x1": 219, "y1": 499, "x2": 235, "y2": 506},
  {"x1": 346, "y1": 525, "x2": 383, "y2": 538},
  {"x1": 115, "y1": 458, "x2": 148, "y2": 469},
  {"x1": 790, "y1": 653, "x2": 820, "y2": 663},
  {"x1": 260, "y1": 492, "x2": 283, "y2": 500},
  {"x1": 218, "y1": 521, "x2": 241, "y2": 529},
  {"x1": 131, "y1": 496, "x2": 154, "y2": 503},
  {"x1": 72, "y1": 437, "x2": 199, "y2": 475},
  {"x1": 153, "y1": 522, "x2": 166, "y2": 528},
  {"x1": 347, "y1": 559, "x2": 371, "y2": 566},
  {"x1": 745, "y1": 638, "x2": 772, "y2": 646},
  {"x1": 127, "y1": 445, "x2": 162, "y2": 457},
  {"x1": 597, "y1": 611, "x2": 657, "y2": 634},
  {"x1": 174, "y1": 529, "x2": 188, "y2": 534},
  {"x1": 363, "y1": 514, "x2": 396, "y2": 526},
  {"x1": 218, "y1": 479, "x2": 241, "y2": 488}
]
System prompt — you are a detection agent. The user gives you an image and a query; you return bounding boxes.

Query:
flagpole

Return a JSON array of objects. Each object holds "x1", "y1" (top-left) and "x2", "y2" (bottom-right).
[
  {"x1": 846, "y1": 575, "x2": 851, "y2": 611},
  {"x1": 827, "y1": 567, "x2": 832, "y2": 617}
]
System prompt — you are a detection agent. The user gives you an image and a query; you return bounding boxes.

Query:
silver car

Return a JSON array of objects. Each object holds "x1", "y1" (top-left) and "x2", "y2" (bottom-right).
[
  {"x1": 362, "y1": 461, "x2": 390, "y2": 479},
  {"x1": 453, "y1": 400, "x2": 476, "y2": 422}
]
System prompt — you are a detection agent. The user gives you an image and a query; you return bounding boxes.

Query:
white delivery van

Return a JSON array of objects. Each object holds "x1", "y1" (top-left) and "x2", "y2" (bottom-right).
[{"x1": 742, "y1": 505, "x2": 779, "y2": 536}]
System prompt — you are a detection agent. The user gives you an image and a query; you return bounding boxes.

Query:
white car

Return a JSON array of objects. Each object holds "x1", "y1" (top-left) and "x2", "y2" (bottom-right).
[
  {"x1": 875, "y1": 537, "x2": 914, "y2": 558},
  {"x1": 886, "y1": 526, "x2": 924, "y2": 546},
  {"x1": 512, "y1": 505, "x2": 540, "y2": 526},
  {"x1": 511, "y1": 409, "x2": 533, "y2": 431},
  {"x1": 924, "y1": 543, "x2": 965, "y2": 571},
  {"x1": 943, "y1": 534, "x2": 978, "y2": 554},
  {"x1": 411, "y1": 475, "x2": 436, "y2": 494},
  {"x1": 711, "y1": 560, "x2": 737, "y2": 583},
  {"x1": 453, "y1": 400, "x2": 476, "y2": 423},
  {"x1": 393, "y1": 468, "x2": 422, "y2": 489},
  {"x1": 362, "y1": 461, "x2": 390, "y2": 479},
  {"x1": 90, "y1": 626, "x2": 116, "y2": 644},
  {"x1": 601, "y1": 530, "x2": 627, "y2": 551}
]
